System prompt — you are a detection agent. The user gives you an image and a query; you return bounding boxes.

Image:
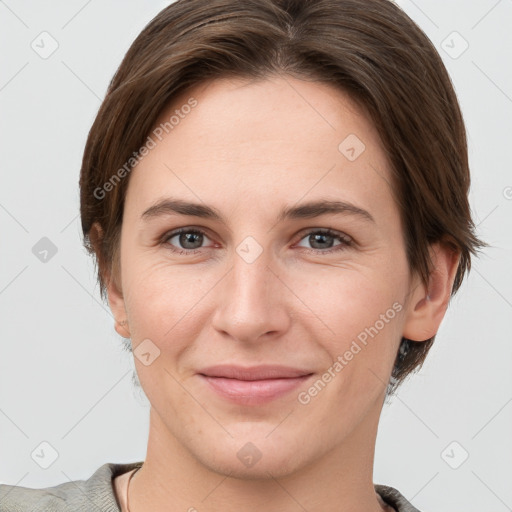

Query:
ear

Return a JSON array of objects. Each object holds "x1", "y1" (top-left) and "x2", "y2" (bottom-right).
[
  {"x1": 89, "y1": 222, "x2": 131, "y2": 339},
  {"x1": 402, "y1": 241, "x2": 461, "y2": 342}
]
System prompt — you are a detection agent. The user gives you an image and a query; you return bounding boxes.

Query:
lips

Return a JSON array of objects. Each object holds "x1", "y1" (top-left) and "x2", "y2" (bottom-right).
[
  {"x1": 197, "y1": 365, "x2": 314, "y2": 405},
  {"x1": 198, "y1": 364, "x2": 313, "y2": 380}
]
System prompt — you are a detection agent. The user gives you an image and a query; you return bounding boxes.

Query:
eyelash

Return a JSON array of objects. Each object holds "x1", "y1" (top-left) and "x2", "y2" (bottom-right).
[{"x1": 160, "y1": 227, "x2": 353, "y2": 256}]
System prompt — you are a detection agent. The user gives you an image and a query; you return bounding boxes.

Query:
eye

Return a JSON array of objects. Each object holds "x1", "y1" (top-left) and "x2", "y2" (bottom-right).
[
  {"x1": 161, "y1": 228, "x2": 213, "y2": 254},
  {"x1": 160, "y1": 227, "x2": 353, "y2": 256},
  {"x1": 295, "y1": 228, "x2": 352, "y2": 254}
]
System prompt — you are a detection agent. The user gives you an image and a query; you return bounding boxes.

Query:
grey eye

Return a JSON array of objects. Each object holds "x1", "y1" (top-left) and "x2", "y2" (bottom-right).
[
  {"x1": 296, "y1": 231, "x2": 343, "y2": 250},
  {"x1": 166, "y1": 230, "x2": 211, "y2": 250}
]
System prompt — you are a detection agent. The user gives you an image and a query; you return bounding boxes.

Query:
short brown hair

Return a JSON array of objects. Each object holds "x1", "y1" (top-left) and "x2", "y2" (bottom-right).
[{"x1": 79, "y1": 0, "x2": 487, "y2": 393}]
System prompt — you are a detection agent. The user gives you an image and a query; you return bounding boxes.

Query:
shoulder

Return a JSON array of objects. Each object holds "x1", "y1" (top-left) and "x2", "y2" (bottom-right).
[
  {"x1": 375, "y1": 484, "x2": 422, "y2": 512},
  {"x1": 0, "y1": 461, "x2": 143, "y2": 512}
]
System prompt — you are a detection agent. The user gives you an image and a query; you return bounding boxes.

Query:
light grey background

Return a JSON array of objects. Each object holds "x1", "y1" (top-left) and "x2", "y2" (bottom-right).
[{"x1": 0, "y1": 1, "x2": 511, "y2": 510}]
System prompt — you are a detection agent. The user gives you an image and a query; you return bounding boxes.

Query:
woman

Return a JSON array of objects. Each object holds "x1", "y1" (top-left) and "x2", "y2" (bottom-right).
[{"x1": 0, "y1": 0, "x2": 485, "y2": 510}]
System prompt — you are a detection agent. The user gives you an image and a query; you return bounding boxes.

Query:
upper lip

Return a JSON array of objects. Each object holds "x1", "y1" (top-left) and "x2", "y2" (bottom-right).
[{"x1": 198, "y1": 364, "x2": 313, "y2": 380}]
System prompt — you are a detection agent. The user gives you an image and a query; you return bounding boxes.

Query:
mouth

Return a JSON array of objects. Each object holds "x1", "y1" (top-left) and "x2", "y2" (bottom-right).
[{"x1": 197, "y1": 364, "x2": 314, "y2": 405}]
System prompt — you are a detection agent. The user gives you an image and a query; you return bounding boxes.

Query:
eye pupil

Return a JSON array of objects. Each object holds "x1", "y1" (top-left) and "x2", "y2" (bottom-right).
[
  {"x1": 310, "y1": 233, "x2": 333, "y2": 249},
  {"x1": 180, "y1": 232, "x2": 203, "y2": 249}
]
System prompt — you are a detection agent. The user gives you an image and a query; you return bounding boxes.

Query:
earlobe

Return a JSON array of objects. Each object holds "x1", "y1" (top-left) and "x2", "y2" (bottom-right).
[
  {"x1": 114, "y1": 318, "x2": 131, "y2": 339},
  {"x1": 106, "y1": 261, "x2": 131, "y2": 338},
  {"x1": 402, "y1": 242, "x2": 461, "y2": 342}
]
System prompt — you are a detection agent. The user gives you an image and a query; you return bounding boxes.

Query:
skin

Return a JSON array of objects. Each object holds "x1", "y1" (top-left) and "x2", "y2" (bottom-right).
[{"x1": 99, "y1": 75, "x2": 460, "y2": 512}]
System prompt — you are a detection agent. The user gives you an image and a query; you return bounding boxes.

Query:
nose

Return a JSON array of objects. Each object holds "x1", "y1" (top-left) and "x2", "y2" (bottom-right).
[{"x1": 210, "y1": 246, "x2": 292, "y2": 344}]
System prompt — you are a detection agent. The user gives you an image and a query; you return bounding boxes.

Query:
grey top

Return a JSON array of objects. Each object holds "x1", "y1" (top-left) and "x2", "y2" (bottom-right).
[{"x1": 0, "y1": 461, "x2": 421, "y2": 511}]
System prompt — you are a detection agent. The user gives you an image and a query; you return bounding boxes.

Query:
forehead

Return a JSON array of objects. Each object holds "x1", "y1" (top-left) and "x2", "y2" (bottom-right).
[{"x1": 125, "y1": 76, "x2": 394, "y2": 223}]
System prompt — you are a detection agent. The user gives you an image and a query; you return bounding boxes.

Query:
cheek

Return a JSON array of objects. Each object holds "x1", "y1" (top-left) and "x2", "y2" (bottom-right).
[
  {"x1": 123, "y1": 265, "x2": 211, "y2": 406},
  {"x1": 297, "y1": 265, "x2": 404, "y2": 340},
  {"x1": 300, "y1": 271, "x2": 407, "y2": 405},
  {"x1": 122, "y1": 257, "x2": 210, "y2": 344},
  {"x1": 300, "y1": 271, "x2": 405, "y2": 413}
]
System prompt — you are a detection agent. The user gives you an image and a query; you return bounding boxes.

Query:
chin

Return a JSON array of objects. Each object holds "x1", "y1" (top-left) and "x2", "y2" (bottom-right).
[
  {"x1": 188, "y1": 429, "x2": 312, "y2": 481},
  {"x1": 201, "y1": 450, "x2": 303, "y2": 481}
]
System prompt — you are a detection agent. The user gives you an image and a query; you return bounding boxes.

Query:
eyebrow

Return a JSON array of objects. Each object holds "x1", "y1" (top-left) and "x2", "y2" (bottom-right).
[{"x1": 141, "y1": 198, "x2": 375, "y2": 224}]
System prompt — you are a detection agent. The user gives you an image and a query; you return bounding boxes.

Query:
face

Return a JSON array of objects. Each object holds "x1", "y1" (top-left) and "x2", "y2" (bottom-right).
[{"x1": 107, "y1": 75, "x2": 426, "y2": 478}]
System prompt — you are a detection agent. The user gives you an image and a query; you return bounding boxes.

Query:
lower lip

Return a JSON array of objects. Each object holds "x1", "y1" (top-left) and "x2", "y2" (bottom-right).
[{"x1": 199, "y1": 374, "x2": 313, "y2": 405}]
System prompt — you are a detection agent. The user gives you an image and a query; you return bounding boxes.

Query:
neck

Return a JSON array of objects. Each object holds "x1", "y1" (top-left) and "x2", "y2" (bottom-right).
[{"x1": 128, "y1": 403, "x2": 387, "y2": 512}]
